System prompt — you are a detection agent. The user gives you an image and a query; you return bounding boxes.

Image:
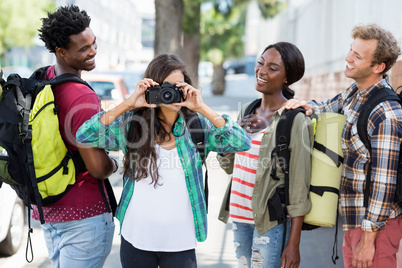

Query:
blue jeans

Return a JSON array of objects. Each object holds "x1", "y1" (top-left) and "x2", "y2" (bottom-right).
[
  {"x1": 42, "y1": 213, "x2": 115, "y2": 268},
  {"x1": 120, "y1": 235, "x2": 197, "y2": 268},
  {"x1": 232, "y1": 221, "x2": 291, "y2": 268}
]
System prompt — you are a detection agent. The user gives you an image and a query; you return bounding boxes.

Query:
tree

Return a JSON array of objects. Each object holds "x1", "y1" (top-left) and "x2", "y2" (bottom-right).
[
  {"x1": 201, "y1": 5, "x2": 246, "y2": 95},
  {"x1": 154, "y1": 0, "x2": 283, "y2": 93},
  {"x1": 182, "y1": 0, "x2": 202, "y2": 87},
  {"x1": 0, "y1": 0, "x2": 54, "y2": 64},
  {"x1": 199, "y1": 0, "x2": 283, "y2": 95},
  {"x1": 154, "y1": 0, "x2": 183, "y2": 57}
]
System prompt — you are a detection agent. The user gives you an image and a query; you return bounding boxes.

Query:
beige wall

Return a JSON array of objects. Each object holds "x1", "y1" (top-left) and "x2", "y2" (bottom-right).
[{"x1": 291, "y1": 60, "x2": 402, "y2": 102}]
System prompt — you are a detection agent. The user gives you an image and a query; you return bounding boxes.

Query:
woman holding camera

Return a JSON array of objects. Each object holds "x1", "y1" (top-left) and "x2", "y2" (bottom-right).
[{"x1": 76, "y1": 54, "x2": 251, "y2": 268}]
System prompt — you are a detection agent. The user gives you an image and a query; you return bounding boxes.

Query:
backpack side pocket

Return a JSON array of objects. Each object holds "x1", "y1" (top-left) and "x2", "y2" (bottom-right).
[{"x1": 268, "y1": 188, "x2": 286, "y2": 224}]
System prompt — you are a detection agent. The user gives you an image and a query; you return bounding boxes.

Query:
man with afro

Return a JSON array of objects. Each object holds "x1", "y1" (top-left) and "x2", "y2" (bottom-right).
[{"x1": 32, "y1": 5, "x2": 117, "y2": 267}]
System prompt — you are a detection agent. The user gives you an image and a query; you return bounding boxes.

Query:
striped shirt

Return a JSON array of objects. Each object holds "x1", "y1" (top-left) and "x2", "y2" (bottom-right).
[
  {"x1": 229, "y1": 129, "x2": 266, "y2": 223},
  {"x1": 309, "y1": 77, "x2": 402, "y2": 231},
  {"x1": 76, "y1": 110, "x2": 251, "y2": 242}
]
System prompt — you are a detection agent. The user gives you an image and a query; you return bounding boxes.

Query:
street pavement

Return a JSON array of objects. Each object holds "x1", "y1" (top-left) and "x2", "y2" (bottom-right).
[{"x1": 0, "y1": 74, "x2": 347, "y2": 267}]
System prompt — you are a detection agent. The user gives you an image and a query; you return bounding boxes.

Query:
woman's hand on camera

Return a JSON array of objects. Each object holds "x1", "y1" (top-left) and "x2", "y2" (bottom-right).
[
  {"x1": 100, "y1": 79, "x2": 157, "y2": 126},
  {"x1": 126, "y1": 78, "x2": 158, "y2": 109},
  {"x1": 174, "y1": 82, "x2": 205, "y2": 112},
  {"x1": 174, "y1": 82, "x2": 226, "y2": 128}
]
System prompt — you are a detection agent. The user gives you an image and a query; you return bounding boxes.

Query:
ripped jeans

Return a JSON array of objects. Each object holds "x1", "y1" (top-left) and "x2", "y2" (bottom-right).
[{"x1": 232, "y1": 221, "x2": 291, "y2": 268}]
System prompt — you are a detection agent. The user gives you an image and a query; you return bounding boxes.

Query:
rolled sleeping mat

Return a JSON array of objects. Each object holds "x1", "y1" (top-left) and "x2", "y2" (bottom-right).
[{"x1": 304, "y1": 112, "x2": 347, "y2": 227}]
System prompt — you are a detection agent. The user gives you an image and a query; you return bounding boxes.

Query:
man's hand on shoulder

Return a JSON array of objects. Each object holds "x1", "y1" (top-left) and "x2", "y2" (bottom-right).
[{"x1": 284, "y1": 99, "x2": 315, "y2": 116}]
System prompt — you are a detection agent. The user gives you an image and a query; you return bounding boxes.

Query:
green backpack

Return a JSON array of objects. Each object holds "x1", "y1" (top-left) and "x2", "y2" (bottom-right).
[{"x1": 0, "y1": 67, "x2": 115, "y2": 227}]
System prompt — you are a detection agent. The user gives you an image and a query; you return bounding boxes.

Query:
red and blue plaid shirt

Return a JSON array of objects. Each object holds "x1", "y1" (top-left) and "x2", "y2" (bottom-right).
[{"x1": 310, "y1": 76, "x2": 402, "y2": 232}]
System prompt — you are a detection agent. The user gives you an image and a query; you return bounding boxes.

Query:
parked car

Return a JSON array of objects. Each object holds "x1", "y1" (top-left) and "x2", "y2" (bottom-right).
[
  {"x1": 81, "y1": 73, "x2": 130, "y2": 111},
  {"x1": 223, "y1": 58, "x2": 246, "y2": 75},
  {"x1": 0, "y1": 184, "x2": 25, "y2": 256},
  {"x1": 97, "y1": 66, "x2": 147, "y2": 95}
]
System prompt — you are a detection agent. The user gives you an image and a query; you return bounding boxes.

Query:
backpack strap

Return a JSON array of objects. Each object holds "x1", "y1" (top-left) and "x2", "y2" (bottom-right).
[
  {"x1": 29, "y1": 66, "x2": 94, "y2": 91},
  {"x1": 50, "y1": 73, "x2": 93, "y2": 90},
  {"x1": 29, "y1": 66, "x2": 51, "y2": 80},
  {"x1": 0, "y1": 69, "x2": 4, "y2": 85},
  {"x1": 98, "y1": 178, "x2": 117, "y2": 216},
  {"x1": 184, "y1": 112, "x2": 206, "y2": 163},
  {"x1": 243, "y1": 98, "x2": 262, "y2": 117},
  {"x1": 356, "y1": 87, "x2": 401, "y2": 207},
  {"x1": 357, "y1": 87, "x2": 401, "y2": 149},
  {"x1": 313, "y1": 141, "x2": 343, "y2": 168},
  {"x1": 271, "y1": 108, "x2": 305, "y2": 205},
  {"x1": 183, "y1": 112, "x2": 208, "y2": 211},
  {"x1": 270, "y1": 108, "x2": 305, "y2": 253}
]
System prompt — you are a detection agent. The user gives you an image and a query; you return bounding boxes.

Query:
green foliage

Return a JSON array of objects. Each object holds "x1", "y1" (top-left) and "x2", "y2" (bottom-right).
[
  {"x1": 182, "y1": 0, "x2": 204, "y2": 33},
  {"x1": 200, "y1": 5, "x2": 246, "y2": 65},
  {"x1": 200, "y1": 0, "x2": 282, "y2": 65},
  {"x1": 0, "y1": 0, "x2": 55, "y2": 57},
  {"x1": 257, "y1": 0, "x2": 284, "y2": 19}
]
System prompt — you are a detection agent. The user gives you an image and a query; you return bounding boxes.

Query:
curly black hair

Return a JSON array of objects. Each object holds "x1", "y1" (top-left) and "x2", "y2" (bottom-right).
[{"x1": 39, "y1": 5, "x2": 91, "y2": 53}]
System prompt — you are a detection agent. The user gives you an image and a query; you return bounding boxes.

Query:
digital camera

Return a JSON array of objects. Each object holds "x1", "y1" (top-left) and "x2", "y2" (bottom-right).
[{"x1": 145, "y1": 82, "x2": 183, "y2": 105}]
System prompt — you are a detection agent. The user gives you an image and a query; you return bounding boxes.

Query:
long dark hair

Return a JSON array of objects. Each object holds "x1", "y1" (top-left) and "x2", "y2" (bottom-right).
[
  {"x1": 123, "y1": 54, "x2": 194, "y2": 186},
  {"x1": 263, "y1": 42, "x2": 305, "y2": 99}
]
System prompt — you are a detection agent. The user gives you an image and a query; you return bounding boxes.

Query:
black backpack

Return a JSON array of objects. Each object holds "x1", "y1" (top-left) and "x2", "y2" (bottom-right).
[
  {"x1": 352, "y1": 86, "x2": 402, "y2": 208},
  {"x1": 0, "y1": 67, "x2": 116, "y2": 262}
]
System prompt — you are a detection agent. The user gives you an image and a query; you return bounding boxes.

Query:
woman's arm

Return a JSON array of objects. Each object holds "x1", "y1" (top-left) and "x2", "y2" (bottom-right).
[
  {"x1": 77, "y1": 78, "x2": 159, "y2": 151},
  {"x1": 174, "y1": 82, "x2": 251, "y2": 153},
  {"x1": 100, "y1": 78, "x2": 157, "y2": 126},
  {"x1": 216, "y1": 102, "x2": 250, "y2": 174},
  {"x1": 281, "y1": 216, "x2": 303, "y2": 268},
  {"x1": 285, "y1": 89, "x2": 351, "y2": 116},
  {"x1": 174, "y1": 82, "x2": 225, "y2": 128}
]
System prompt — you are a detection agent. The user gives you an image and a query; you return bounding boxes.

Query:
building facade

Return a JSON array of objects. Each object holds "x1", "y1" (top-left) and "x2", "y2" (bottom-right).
[
  {"x1": 5, "y1": 0, "x2": 155, "y2": 71},
  {"x1": 245, "y1": 0, "x2": 402, "y2": 101}
]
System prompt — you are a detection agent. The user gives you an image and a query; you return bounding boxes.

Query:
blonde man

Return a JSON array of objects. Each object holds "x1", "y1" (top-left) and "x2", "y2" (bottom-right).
[{"x1": 286, "y1": 24, "x2": 402, "y2": 268}]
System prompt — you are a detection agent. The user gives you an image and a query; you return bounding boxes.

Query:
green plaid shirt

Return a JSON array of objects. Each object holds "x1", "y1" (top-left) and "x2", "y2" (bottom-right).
[{"x1": 76, "y1": 110, "x2": 251, "y2": 242}]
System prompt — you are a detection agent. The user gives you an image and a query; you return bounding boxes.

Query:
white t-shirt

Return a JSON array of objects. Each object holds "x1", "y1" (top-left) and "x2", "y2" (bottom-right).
[{"x1": 121, "y1": 144, "x2": 197, "y2": 251}]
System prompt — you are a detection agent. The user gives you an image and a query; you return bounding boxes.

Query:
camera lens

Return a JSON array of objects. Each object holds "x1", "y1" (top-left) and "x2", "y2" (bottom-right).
[
  {"x1": 164, "y1": 91, "x2": 172, "y2": 100},
  {"x1": 160, "y1": 88, "x2": 174, "y2": 103}
]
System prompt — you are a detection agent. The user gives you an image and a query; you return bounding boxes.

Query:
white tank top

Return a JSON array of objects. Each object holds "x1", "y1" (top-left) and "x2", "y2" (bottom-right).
[{"x1": 121, "y1": 144, "x2": 197, "y2": 251}]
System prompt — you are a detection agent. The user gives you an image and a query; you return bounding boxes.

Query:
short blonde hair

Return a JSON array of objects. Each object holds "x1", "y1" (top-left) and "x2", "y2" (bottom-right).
[{"x1": 352, "y1": 24, "x2": 401, "y2": 74}]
